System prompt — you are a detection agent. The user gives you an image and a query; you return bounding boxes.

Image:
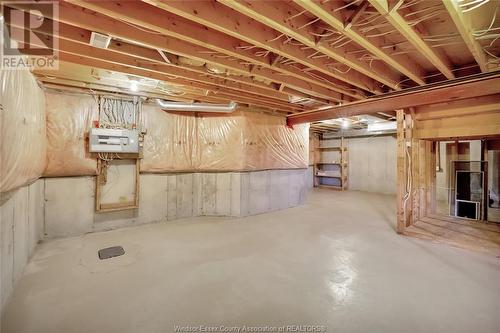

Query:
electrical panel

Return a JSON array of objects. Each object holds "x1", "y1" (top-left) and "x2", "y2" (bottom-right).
[{"x1": 89, "y1": 128, "x2": 139, "y2": 153}]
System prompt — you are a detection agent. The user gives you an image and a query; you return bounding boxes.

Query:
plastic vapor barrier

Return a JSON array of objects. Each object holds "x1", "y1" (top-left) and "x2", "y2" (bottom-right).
[
  {"x1": 44, "y1": 92, "x2": 309, "y2": 175},
  {"x1": 0, "y1": 69, "x2": 46, "y2": 193},
  {"x1": 140, "y1": 105, "x2": 198, "y2": 171},
  {"x1": 44, "y1": 92, "x2": 98, "y2": 176}
]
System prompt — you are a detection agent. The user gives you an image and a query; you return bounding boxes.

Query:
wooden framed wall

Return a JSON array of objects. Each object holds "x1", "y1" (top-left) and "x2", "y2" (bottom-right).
[
  {"x1": 396, "y1": 98, "x2": 500, "y2": 255},
  {"x1": 397, "y1": 98, "x2": 500, "y2": 232}
]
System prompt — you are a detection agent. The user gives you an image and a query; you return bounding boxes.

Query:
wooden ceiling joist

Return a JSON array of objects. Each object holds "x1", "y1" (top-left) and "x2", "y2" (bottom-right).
[
  {"x1": 287, "y1": 72, "x2": 500, "y2": 124},
  {"x1": 218, "y1": 0, "x2": 401, "y2": 91},
  {"x1": 141, "y1": 0, "x2": 367, "y2": 99},
  {"x1": 368, "y1": 0, "x2": 455, "y2": 80},
  {"x1": 8, "y1": 20, "x2": 303, "y2": 112},
  {"x1": 293, "y1": 0, "x2": 425, "y2": 85},
  {"x1": 9, "y1": 0, "x2": 344, "y2": 103},
  {"x1": 52, "y1": 55, "x2": 299, "y2": 113},
  {"x1": 442, "y1": 0, "x2": 489, "y2": 73},
  {"x1": 43, "y1": 18, "x2": 308, "y2": 104},
  {"x1": 38, "y1": 76, "x2": 229, "y2": 105},
  {"x1": 64, "y1": 0, "x2": 349, "y2": 102}
]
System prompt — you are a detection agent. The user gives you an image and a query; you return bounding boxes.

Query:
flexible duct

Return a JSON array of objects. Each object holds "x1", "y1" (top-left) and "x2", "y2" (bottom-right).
[{"x1": 156, "y1": 99, "x2": 237, "y2": 113}]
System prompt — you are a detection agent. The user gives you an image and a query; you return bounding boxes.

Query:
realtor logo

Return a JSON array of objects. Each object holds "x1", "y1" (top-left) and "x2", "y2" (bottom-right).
[{"x1": 1, "y1": 1, "x2": 59, "y2": 70}]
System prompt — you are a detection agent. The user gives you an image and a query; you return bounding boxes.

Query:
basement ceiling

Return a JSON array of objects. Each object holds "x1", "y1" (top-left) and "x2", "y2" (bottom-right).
[{"x1": 5, "y1": 0, "x2": 499, "y2": 123}]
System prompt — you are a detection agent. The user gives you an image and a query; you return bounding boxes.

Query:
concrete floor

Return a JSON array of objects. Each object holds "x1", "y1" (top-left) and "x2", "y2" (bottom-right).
[{"x1": 2, "y1": 190, "x2": 500, "y2": 333}]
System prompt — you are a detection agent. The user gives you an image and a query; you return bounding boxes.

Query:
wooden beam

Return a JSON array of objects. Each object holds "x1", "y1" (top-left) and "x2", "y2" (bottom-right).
[
  {"x1": 415, "y1": 112, "x2": 500, "y2": 140},
  {"x1": 142, "y1": 0, "x2": 367, "y2": 99},
  {"x1": 441, "y1": 0, "x2": 489, "y2": 72},
  {"x1": 287, "y1": 72, "x2": 500, "y2": 124},
  {"x1": 293, "y1": 0, "x2": 425, "y2": 85},
  {"x1": 396, "y1": 109, "x2": 406, "y2": 233},
  {"x1": 217, "y1": 0, "x2": 397, "y2": 91},
  {"x1": 63, "y1": 0, "x2": 349, "y2": 102},
  {"x1": 368, "y1": 0, "x2": 455, "y2": 80},
  {"x1": 414, "y1": 95, "x2": 500, "y2": 120}
]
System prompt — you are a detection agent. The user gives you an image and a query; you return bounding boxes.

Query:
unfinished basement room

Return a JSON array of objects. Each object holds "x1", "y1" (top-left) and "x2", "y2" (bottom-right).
[{"x1": 1, "y1": 0, "x2": 500, "y2": 332}]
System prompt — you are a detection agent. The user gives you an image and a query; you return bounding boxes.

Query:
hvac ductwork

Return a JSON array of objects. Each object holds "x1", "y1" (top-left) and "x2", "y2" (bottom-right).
[{"x1": 156, "y1": 99, "x2": 237, "y2": 113}]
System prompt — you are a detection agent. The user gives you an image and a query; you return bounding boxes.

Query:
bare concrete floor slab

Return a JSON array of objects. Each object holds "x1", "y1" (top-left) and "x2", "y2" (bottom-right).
[{"x1": 2, "y1": 190, "x2": 500, "y2": 333}]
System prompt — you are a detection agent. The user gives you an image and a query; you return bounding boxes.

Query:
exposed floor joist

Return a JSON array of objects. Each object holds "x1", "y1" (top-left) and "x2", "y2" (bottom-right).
[
  {"x1": 442, "y1": 0, "x2": 489, "y2": 73},
  {"x1": 9, "y1": 20, "x2": 305, "y2": 112},
  {"x1": 65, "y1": 0, "x2": 352, "y2": 101},
  {"x1": 368, "y1": 0, "x2": 455, "y2": 80},
  {"x1": 142, "y1": 0, "x2": 367, "y2": 99},
  {"x1": 293, "y1": 0, "x2": 425, "y2": 85},
  {"x1": 217, "y1": 0, "x2": 397, "y2": 92}
]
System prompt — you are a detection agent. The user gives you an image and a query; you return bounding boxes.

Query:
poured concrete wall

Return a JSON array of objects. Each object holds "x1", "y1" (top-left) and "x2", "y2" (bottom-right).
[
  {"x1": 44, "y1": 169, "x2": 307, "y2": 238},
  {"x1": 315, "y1": 136, "x2": 397, "y2": 194},
  {"x1": 0, "y1": 180, "x2": 44, "y2": 316},
  {"x1": 348, "y1": 136, "x2": 396, "y2": 194}
]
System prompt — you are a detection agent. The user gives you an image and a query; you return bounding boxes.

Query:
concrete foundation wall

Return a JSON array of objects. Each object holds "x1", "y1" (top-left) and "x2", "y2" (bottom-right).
[
  {"x1": 0, "y1": 180, "x2": 44, "y2": 316},
  {"x1": 348, "y1": 136, "x2": 397, "y2": 194},
  {"x1": 316, "y1": 136, "x2": 397, "y2": 194},
  {"x1": 44, "y1": 169, "x2": 307, "y2": 238}
]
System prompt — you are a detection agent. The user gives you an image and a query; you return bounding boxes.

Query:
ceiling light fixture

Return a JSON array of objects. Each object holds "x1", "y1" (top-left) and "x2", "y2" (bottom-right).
[
  {"x1": 341, "y1": 118, "x2": 350, "y2": 129},
  {"x1": 129, "y1": 80, "x2": 139, "y2": 92}
]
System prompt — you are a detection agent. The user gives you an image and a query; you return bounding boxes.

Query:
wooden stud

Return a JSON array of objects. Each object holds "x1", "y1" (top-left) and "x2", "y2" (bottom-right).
[{"x1": 396, "y1": 109, "x2": 406, "y2": 233}]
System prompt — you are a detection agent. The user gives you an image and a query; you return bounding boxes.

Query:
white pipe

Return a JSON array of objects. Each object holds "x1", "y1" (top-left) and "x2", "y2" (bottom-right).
[{"x1": 156, "y1": 99, "x2": 237, "y2": 113}]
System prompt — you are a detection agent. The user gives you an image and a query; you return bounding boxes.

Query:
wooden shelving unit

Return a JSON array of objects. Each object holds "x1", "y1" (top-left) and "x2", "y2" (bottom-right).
[{"x1": 313, "y1": 137, "x2": 348, "y2": 191}]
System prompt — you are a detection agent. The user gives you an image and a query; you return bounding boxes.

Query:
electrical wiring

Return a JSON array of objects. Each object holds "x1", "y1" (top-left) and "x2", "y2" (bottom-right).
[
  {"x1": 365, "y1": 29, "x2": 397, "y2": 38},
  {"x1": 461, "y1": 0, "x2": 490, "y2": 12},
  {"x1": 298, "y1": 17, "x2": 321, "y2": 30},
  {"x1": 332, "y1": 0, "x2": 361, "y2": 12},
  {"x1": 267, "y1": 33, "x2": 285, "y2": 43},
  {"x1": 327, "y1": 64, "x2": 352, "y2": 74},
  {"x1": 400, "y1": 0, "x2": 423, "y2": 9},
  {"x1": 404, "y1": 4, "x2": 442, "y2": 18},
  {"x1": 287, "y1": 9, "x2": 307, "y2": 21},
  {"x1": 472, "y1": 7, "x2": 498, "y2": 37}
]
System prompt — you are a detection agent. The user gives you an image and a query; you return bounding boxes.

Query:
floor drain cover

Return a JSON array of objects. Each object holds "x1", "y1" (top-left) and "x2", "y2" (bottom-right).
[{"x1": 98, "y1": 246, "x2": 125, "y2": 260}]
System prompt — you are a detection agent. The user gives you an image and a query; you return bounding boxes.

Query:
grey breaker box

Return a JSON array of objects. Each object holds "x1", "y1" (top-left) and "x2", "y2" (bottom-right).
[{"x1": 89, "y1": 128, "x2": 139, "y2": 153}]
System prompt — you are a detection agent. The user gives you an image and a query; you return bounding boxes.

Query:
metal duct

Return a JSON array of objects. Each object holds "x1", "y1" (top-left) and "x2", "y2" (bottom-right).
[{"x1": 156, "y1": 99, "x2": 237, "y2": 113}]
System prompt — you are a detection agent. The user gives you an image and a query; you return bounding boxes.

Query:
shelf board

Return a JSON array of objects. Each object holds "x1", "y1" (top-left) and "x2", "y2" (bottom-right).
[
  {"x1": 317, "y1": 146, "x2": 347, "y2": 150},
  {"x1": 315, "y1": 175, "x2": 343, "y2": 179},
  {"x1": 316, "y1": 162, "x2": 346, "y2": 165},
  {"x1": 317, "y1": 184, "x2": 344, "y2": 191}
]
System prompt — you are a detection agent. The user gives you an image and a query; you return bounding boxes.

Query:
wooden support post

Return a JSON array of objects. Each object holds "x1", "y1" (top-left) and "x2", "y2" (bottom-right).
[
  {"x1": 411, "y1": 137, "x2": 420, "y2": 225},
  {"x1": 418, "y1": 140, "x2": 427, "y2": 218},
  {"x1": 396, "y1": 109, "x2": 406, "y2": 233},
  {"x1": 428, "y1": 142, "x2": 437, "y2": 215}
]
